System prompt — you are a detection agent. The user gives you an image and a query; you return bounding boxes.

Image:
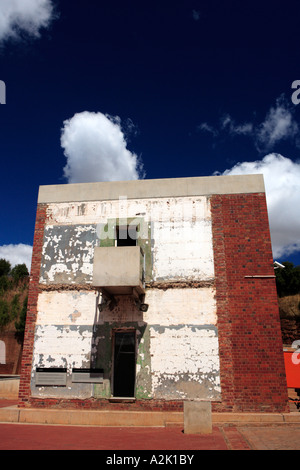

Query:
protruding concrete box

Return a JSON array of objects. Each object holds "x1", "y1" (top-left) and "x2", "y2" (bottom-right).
[
  {"x1": 184, "y1": 401, "x2": 212, "y2": 434},
  {"x1": 92, "y1": 246, "x2": 145, "y2": 295}
]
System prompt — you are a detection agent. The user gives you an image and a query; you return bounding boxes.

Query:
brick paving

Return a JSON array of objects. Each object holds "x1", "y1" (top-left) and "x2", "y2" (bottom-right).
[
  {"x1": 1, "y1": 399, "x2": 300, "y2": 450},
  {"x1": 1, "y1": 420, "x2": 300, "y2": 450},
  {"x1": 0, "y1": 423, "x2": 230, "y2": 450},
  {"x1": 220, "y1": 426, "x2": 252, "y2": 450},
  {"x1": 239, "y1": 425, "x2": 300, "y2": 450},
  {"x1": 0, "y1": 399, "x2": 18, "y2": 408}
]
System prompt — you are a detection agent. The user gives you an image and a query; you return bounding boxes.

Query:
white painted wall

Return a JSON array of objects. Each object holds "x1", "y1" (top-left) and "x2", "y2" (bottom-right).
[
  {"x1": 42, "y1": 196, "x2": 215, "y2": 283},
  {"x1": 32, "y1": 287, "x2": 220, "y2": 400},
  {"x1": 36, "y1": 291, "x2": 98, "y2": 326},
  {"x1": 144, "y1": 287, "x2": 217, "y2": 325},
  {"x1": 33, "y1": 290, "x2": 98, "y2": 372},
  {"x1": 149, "y1": 325, "x2": 220, "y2": 399},
  {"x1": 32, "y1": 195, "x2": 220, "y2": 400},
  {"x1": 33, "y1": 324, "x2": 93, "y2": 371},
  {"x1": 36, "y1": 287, "x2": 216, "y2": 331}
]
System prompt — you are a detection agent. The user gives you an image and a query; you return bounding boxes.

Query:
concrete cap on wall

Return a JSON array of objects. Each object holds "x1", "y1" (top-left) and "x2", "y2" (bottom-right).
[{"x1": 38, "y1": 174, "x2": 265, "y2": 204}]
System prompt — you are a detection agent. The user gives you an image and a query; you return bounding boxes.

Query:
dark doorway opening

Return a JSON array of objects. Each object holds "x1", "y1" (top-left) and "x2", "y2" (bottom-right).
[{"x1": 113, "y1": 331, "x2": 136, "y2": 397}]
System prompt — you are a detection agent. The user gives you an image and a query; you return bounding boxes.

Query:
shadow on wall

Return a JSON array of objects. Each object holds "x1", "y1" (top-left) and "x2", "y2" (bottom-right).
[{"x1": 90, "y1": 292, "x2": 149, "y2": 399}]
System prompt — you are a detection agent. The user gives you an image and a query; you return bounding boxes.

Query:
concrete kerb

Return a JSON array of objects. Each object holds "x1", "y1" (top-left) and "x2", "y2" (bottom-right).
[
  {"x1": 213, "y1": 412, "x2": 300, "y2": 425},
  {"x1": 0, "y1": 407, "x2": 183, "y2": 427},
  {"x1": 0, "y1": 406, "x2": 300, "y2": 427}
]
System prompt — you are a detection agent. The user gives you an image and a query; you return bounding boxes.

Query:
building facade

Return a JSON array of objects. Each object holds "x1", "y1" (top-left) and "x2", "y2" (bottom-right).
[{"x1": 18, "y1": 175, "x2": 289, "y2": 412}]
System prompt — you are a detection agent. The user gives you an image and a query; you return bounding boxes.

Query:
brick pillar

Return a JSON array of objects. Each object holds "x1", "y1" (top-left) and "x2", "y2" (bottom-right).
[
  {"x1": 211, "y1": 193, "x2": 289, "y2": 413},
  {"x1": 18, "y1": 204, "x2": 47, "y2": 407}
]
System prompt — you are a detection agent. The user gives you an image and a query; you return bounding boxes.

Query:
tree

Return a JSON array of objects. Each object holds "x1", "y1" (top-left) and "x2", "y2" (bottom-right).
[
  {"x1": 11, "y1": 263, "x2": 29, "y2": 283},
  {"x1": 0, "y1": 259, "x2": 11, "y2": 277},
  {"x1": 275, "y1": 262, "x2": 300, "y2": 297}
]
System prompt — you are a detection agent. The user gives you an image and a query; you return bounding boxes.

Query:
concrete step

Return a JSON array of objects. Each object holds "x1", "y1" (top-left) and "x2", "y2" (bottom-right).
[
  {"x1": 0, "y1": 407, "x2": 183, "y2": 427},
  {"x1": 0, "y1": 406, "x2": 300, "y2": 427}
]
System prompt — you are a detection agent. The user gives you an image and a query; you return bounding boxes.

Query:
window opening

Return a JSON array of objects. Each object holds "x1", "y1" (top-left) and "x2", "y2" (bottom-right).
[{"x1": 116, "y1": 225, "x2": 137, "y2": 247}]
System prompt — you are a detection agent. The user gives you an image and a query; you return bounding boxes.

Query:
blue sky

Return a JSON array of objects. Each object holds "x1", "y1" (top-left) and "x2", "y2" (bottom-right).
[{"x1": 0, "y1": 0, "x2": 300, "y2": 269}]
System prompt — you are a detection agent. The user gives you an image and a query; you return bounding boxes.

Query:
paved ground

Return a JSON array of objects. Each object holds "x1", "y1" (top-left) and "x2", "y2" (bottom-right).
[
  {"x1": 239, "y1": 424, "x2": 300, "y2": 450},
  {"x1": 1, "y1": 399, "x2": 300, "y2": 451},
  {"x1": 0, "y1": 423, "x2": 248, "y2": 450},
  {"x1": 1, "y1": 421, "x2": 300, "y2": 450}
]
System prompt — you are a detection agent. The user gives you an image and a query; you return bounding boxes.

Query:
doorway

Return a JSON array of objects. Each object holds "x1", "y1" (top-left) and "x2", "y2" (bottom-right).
[{"x1": 112, "y1": 331, "x2": 136, "y2": 397}]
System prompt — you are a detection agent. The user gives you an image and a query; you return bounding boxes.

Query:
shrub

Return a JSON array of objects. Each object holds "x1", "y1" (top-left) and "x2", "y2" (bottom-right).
[
  {"x1": 11, "y1": 294, "x2": 20, "y2": 319},
  {"x1": 0, "y1": 299, "x2": 10, "y2": 327},
  {"x1": 15, "y1": 296, "x2": 27, "y2": 340},
  {"x1": 0, "y1": 276, "x2": 9, "y2": 294}
]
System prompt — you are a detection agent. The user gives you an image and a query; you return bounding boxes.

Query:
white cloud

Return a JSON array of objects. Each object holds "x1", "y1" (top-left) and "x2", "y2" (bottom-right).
[
  {"x1": 221, "y1": 114, "x2": 253, "y2": 136},
  {"x1": 198, "y1": 114, "x2": 254, "y2": 141},
  {"x1": 61, "y1": 111, "x2": 144, "y2": 184},
  {"x1": 218, "y1": 153, "x2": 300, "y2": 259},
  {"x1": 198, "y1": 96, "x2": 299, "y2": 151},
  {"x1": 256, "y1": 97, "x2": 298, "y2": 151},
  {"x1": 197, "y1": 122, "x2": 218, "y2": 137},
  {"x1": 0, "y1": 244, "x2": 32, "y2": 270},
  {"x1": 0, "y1": 0, "x2": 55, "y2": 43},
  {"x1": 192, "y1": 10, "x2": 200, "y2": 21}
]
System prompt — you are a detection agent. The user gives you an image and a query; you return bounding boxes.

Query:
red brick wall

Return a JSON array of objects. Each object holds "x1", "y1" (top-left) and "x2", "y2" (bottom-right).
[
  {"x1": 211, "y1": 192, "x2": 289, "y2": 413},
  {"x1": 18, "y1": 204, "x2": 47, "y2": 407},
  {"x1": 20, "y1": 397, "x2": 184, "y2": 411}
]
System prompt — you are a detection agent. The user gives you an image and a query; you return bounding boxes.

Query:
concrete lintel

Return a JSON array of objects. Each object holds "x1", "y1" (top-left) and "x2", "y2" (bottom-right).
[{"x1": 38, "y1": 174, "x2": 265, "y2": 204}]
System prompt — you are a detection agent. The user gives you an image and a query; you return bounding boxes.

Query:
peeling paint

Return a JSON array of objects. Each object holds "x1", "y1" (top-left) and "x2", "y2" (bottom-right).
[
  {"x1": 40, "y1": 224, "x2": 98, "y2": 284},
  {"x1": 152, "y1": 372, "x2": 220, "y2": 400},
  {"x1": 31, "y1": 194, "x2": 221, "y2": 402},
  {"x1": 149, "y1": 324, "x2": 220, "y2": 400}
]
